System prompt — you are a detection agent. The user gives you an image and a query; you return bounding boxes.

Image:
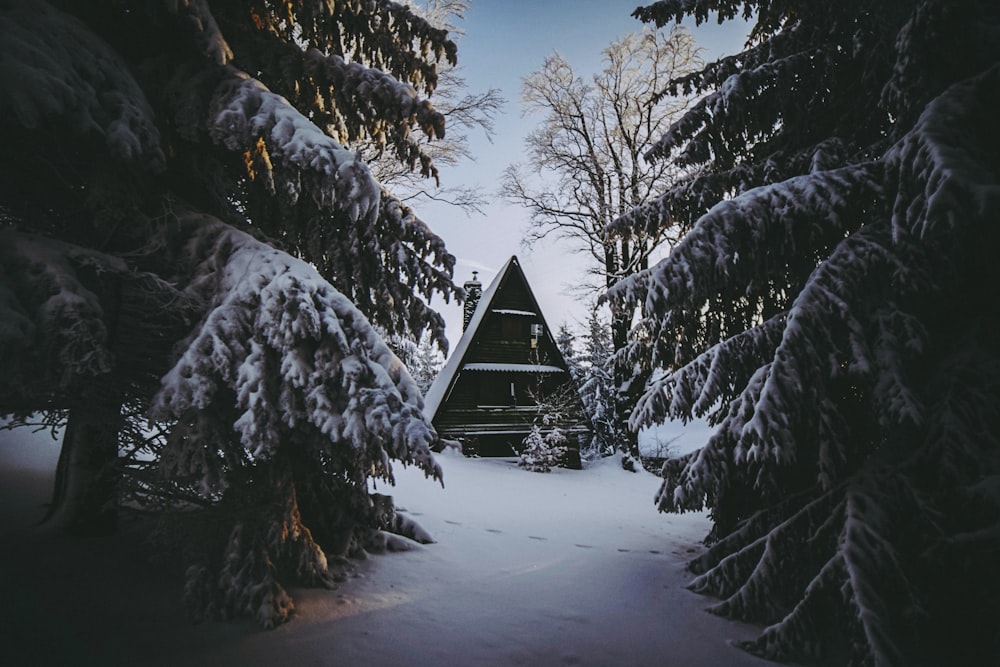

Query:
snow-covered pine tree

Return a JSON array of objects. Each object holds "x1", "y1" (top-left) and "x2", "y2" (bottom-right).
[
  {"x1": 555, "y1": 322, "x2": 579, "y2": 379},
  {"x1": 0, "y1": 0, "x2": 465, "y2": 626},
  {"x1": 609, "y1": 0, "x2": 1000, "y2": 663},
  {"x1": 577, "y1": 308, "x2": 620, "y2": 460},
  {"x1": 518, "y1": 425, "x2": 568, "y2": 473},
  {"x1": 378, "y1": 326, "x2": 445, "y2": 396}
]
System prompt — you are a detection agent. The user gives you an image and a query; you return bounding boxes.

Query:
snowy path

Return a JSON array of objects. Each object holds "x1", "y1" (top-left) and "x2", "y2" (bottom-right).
[{"x1": 0, "y1": 430, "x2": 770, "y2": 666}]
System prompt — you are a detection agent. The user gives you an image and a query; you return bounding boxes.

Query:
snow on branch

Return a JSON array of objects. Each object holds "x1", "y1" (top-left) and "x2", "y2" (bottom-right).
[
  {"x1": 738, "y1": 227, "x2": 898, "y2": 466},
  {"x1": 655, "y1": 30, "x2": 799, "y2": 100},
  {"x1": 655, "y1": 362, "x2": 772, "y2": 514},
  {"x1": 869, "y1": 308, "x2": 925, "y2": 429},
  {"x1": 0, "y1": 0, "x2": 164, "y2": 168},
  {"x1": 373, "y1": 192, "x2": 458, "y2": 330},
  {"x1": 632, "y1": 313, "x2": 786, "y2": 430},
  {"x1": 609, "y1": 162, "x2": 883, "y2": 328},
  {"x1": 207, "y1": 69, "x2": 381, "y2": 222},
  {"x1": 150, "y1": 214, "x2": 442, "y2": 485},
  {"x1": 642, "y1": 48, "x2": 830, "y2": 183},
  {"x1": 886, "y1": 64, "x2": 1000, "y2": 246},
  {"x1": 694, "y1": 491, "x2": 844, "y2": 624},
  {"x1": 300, "y1": 46, "x2": 446, "y2": 144},
  {"x1": 0, "y1": 231, "x2": 119, "y2": 391},
  {"x1": 306, "y1": 189, "x2": 459, "y2": 352},
  {"x1": 164, "y1": 0, "x2": 233, "y2": 65},
  {"x1": 614, "y1": 136, "x2": 853, "y2": 239},
  {"x1": 292, "y1": 0, "x2": 457, "y2": 88},
  {"x1": 646, "y1": 50, "x2": 820, "y2": 163},
  {"x1": 740, "y1": 473, "x2": 921, "y2": 664}
]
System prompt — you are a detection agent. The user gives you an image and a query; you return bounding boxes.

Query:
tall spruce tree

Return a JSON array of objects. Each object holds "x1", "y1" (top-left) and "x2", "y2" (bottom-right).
[
  {"x1": 576, "y1": 308, "x2": 619, "y2": 460},
  {"x1": 609, "y1": 0, "x2": 1000, "y2": 663},
  {"x1": 0, "y1": 0, "x2": 465, "y2": 626}
]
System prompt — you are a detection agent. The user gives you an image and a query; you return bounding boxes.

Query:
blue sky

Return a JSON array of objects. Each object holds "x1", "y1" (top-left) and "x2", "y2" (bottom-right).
[{"x1": 418, "y1": 2, "x2": 750, "y2": 351}]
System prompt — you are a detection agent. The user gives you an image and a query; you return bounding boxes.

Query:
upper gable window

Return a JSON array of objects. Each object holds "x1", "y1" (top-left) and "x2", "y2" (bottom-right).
[{"x1": 500, "y1": 317, "x2": 528, "y2": 340}]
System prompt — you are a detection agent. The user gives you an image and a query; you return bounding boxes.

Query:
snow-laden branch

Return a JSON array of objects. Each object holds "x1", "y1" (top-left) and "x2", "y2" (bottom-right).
[
  {"x1": 0, "y1": 0, "x2": 164, "y2": 168},
  {"x1": 164, "y1": 0, "x2": 233, "y2": 65},
  {"x1": 738, "y1": 227, "x2": 898, "y2": 466},
  {"x1": 609, "y1": 162, "x2": 883, "y2": 330},
  {"x1": 207, "y1": 70, "x2": 381, "y2": 222},
  {"x1": 0, "y1": 232, "x2": 118, "y2": 390},
  {"x1": 886, "y1": 63, "x2": 1000, "y2": 245},
  {"x1": 632, "y1": 1, "x2": 758, "y2": 29},
  {"x1": 151, "y1": 214, "x2": 442, "y2": 486},
  {"x1": 613, "y1": 136, "x2": 853, "y2": 239},
  {"x1": 631, "y1": 313, "x2": 786, "y2": 430},
  {"x1": 655, "y1": 361, "x2": 771, "y2": 514},
  {"x1": 645, "y1": 49, "x2": 823, "y2": 164},
  {"x1": 300, "y1": 46, "x2": 445, "y2": 144}
]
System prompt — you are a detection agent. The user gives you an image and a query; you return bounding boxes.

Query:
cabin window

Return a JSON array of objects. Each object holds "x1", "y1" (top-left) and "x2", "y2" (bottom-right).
[
  {"x1": 477, "y1": 374, "x2": 515, "y2": 407},
  {"x1": 500, "y1": 317, "x2": 527, "y2": 340},
  {"x1": 476, "y1": 375, "x2": 541, "y2": 407}
]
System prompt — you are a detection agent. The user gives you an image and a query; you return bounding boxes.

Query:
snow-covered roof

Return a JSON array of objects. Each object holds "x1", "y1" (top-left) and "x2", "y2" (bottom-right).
[
  {"x1": 423, "y1": 257, "x2": 514, "y2": 420},
  {"x1": 491, "y1": 309, "x2": 536, "y2": 316},
  {"x1": 462, "y1": 363, "x2": 565, "y2": 374}
]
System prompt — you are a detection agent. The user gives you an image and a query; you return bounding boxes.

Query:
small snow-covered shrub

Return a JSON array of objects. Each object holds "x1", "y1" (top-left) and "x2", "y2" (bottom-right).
[{"x1": 519, "y1": 425, "x2": 568, "y2": 473}]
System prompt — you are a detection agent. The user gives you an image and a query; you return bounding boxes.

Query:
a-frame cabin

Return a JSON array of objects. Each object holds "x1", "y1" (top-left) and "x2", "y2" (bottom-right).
[{"x1": 424, "y1": 256, "x2": 588, "y2": 468}]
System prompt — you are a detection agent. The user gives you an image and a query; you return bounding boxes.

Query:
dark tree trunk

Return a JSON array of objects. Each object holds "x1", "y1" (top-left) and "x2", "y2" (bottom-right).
[
  {"x1": 611, "y1": 309, "x2": 639, "y2": 468},
  {"x1": 45, "y1": 270, "x2": 124, "y2": 535},
  {"x1": 605, "y1": 240, "x2": 640, "y2": 468},
  {"x1": 44, "y1": 391, "x2": 122, "y2": 535}
]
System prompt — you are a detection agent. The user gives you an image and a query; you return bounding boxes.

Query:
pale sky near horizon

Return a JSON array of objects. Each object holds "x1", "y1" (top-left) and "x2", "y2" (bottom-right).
[{"x1": 417, "y1": 1, "x2": 751, "y2": 354}]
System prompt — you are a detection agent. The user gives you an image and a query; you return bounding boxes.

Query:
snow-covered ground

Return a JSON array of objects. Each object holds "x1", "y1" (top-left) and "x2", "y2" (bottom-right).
[{"x1": 0, "y1": 425, "x2": 769, "y2": 666}]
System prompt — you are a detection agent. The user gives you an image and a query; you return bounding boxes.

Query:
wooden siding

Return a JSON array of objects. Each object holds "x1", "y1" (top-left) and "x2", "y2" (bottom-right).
[
  {"x1": 435, "y1": 372, "x2": 585, "y2": 436},
  {"x1": 466, "y1": 311, "x2": 565, "y2": 367}
]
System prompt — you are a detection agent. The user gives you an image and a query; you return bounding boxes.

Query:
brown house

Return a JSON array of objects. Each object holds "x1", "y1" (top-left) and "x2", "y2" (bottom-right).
[{"x1": 423, "y1": 256, "x2": 588, "y2": 467}]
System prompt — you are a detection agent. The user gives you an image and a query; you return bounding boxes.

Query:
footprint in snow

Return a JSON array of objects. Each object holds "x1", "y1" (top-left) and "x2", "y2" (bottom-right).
[
  {"x1": 528, "y1": 535, "x2": 547, "y2": 541},
  {"x1": 574, "y1": 544, "x2": 594, "y2": 549},
  {"x1": 444, "y1": 520, "x2": 461, "y2": 525},
  {"x1": 485, "y1": 528, "x2": 503, "y2": 534},
  {"x1": 617, "y1": 548, "x2": 631, "y2": 553},
  {"x1": 648, "y1": 550, "x2": 661, "y2": 555}
]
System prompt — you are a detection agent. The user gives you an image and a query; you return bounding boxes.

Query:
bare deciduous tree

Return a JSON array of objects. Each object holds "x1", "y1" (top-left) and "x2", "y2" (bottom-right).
[{"x1": 501, "y1": 26, "x2": 700, "y2": 464}]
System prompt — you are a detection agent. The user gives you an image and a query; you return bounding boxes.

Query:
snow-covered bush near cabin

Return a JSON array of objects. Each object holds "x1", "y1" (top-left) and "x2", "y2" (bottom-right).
[
  {"x1": 519, "y1": 425, "x2": 569, "y2": 473},
  {"x1": 610, "y1": 0, "x2": 1000, "y2": 663}
]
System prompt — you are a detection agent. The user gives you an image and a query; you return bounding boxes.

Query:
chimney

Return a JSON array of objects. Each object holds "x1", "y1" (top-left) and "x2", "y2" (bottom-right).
[{"x1": 462, "y1": 271, "x2": 482, "y2": 330}]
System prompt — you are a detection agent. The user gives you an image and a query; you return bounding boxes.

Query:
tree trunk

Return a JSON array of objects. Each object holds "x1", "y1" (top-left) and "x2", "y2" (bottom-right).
[
  {"x1": 605, "y1": 241, "x2": 640, "y2": 468},
  {"x1": 44, "y1": 393, "x2": 122, "y2": 535},
  {"x1": 611, "y1": 309, "x2": 639, "y2": 468},
  {"x1": 45, "y1": 269, "x2": 125, "y2": 536}
]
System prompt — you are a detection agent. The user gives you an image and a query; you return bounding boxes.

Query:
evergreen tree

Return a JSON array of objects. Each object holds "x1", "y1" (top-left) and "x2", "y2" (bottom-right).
[
  {"x1": 380, "y1": 327, "x2": 444, "y2": 396},
  {"x1": 555, "y1": 322, "x2": 579, "y2": 379},
  {"x1": 360, "y1": 0, "x2": 504, "y2": 216},
  {"x1": 0, "y1": 0, "x2": 464, "y2": 626},
  {"x1": 518, "y1": 424, "x2": 568, "y2": 473},
  {"x1": 609, "y1": 0, "x2": 1000, "y2": 662},
  {"x1": 576, "y1": 308, "x2": 619, "y2": 461}
]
